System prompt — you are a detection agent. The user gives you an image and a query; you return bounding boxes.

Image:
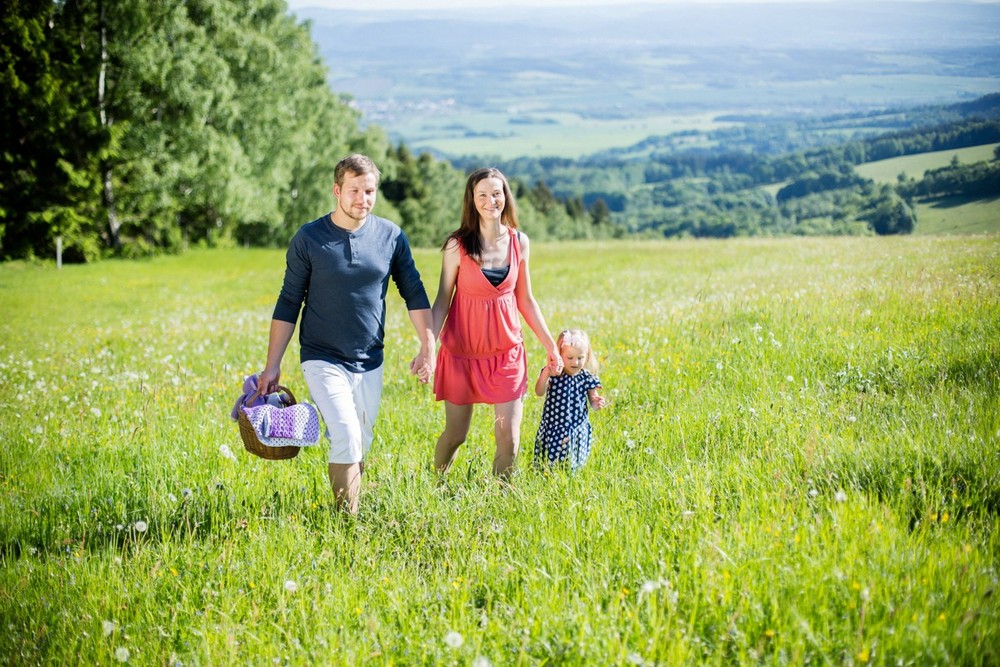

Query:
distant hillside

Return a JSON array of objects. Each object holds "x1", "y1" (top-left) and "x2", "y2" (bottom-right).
[{"x1": 293, "y1": 1, "x2": 1000, "y2": 159}]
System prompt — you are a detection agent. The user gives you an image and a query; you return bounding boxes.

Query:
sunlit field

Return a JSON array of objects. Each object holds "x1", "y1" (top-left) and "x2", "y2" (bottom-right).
[
  {"x1": 854, "y1": 143, "x2": 1000, "y2": 185},
  {"x1": 1, "y1": 236, "x2": 998, "y2": 665}
]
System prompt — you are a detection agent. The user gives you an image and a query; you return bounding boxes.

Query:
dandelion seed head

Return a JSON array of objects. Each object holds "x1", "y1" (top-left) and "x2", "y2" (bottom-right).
[
  {"x1": 444, "y1": 631, "x2": 463, "y2": 648},
  {"x1": 284, "y1": 580, "x2": 298, "y2": 593},
  {"x1": 115, "y1": 647, "x2": 130, "y2": 662},
  {"x1": 134, "y1": 520, "x2": 148, "y2": 533},
  {"x1": 472, "y1": 658, "x2": 491, "y2": 667},
  {"x1": 627, "y1": 652, "x2": 644, "y2": 665},
  {"x1": 103, "y1": 620, "x2": 116, "y2": 636},
  {"x1": 809, "y1": 489, "x2": 818, "y2": 498},
  {"x1": 835, "y1": 490, "x2": 847, "y2": 503}
]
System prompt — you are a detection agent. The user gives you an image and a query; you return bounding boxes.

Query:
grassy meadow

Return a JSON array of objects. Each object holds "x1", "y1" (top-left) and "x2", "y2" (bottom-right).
[
  {"x1": 853, "y1": 143, "x2": 1000, "y2": 185},
  {"x1": 852, "y1": 142, "x2": 1000, "y2": 236},
  {"x1": 1, "y1": 236, "x2": 999, "y2": 665}
]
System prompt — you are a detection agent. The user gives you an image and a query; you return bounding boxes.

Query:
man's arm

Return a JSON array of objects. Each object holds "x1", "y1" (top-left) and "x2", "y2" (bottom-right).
[
  {"x1": 257, "y1": 319, "x2": 296, "y2": 396},
  {"x1": 408, "y1": 308, "x2": 435, "y2": 383}
]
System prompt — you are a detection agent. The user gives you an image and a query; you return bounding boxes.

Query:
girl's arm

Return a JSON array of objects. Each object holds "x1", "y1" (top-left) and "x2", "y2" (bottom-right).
[
  {"x1": 588, "y1": 388, "x2": 607, "y2": 410},
  {"x1": 534, "y1": 366, "x2": 551, "y2": 396},
  {"x1": 431, "y1": 238, "x2": 462, "y2": 338},
  {"x1": 513, "y1": 233, "x2": 562, "y2": 373}
]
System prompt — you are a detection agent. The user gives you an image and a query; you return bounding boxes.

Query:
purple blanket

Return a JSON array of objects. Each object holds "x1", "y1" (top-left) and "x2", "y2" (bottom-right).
[{"x1": 230, "y1": 373, "x2": 288, "y2": 421}]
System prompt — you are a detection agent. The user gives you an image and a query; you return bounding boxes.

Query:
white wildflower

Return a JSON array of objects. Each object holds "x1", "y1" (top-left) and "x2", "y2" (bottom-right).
[
  {"x1": 284, "y1": 580, "x2": 298, "y2": 593},
  {"x1": 133, "y1": 520, "x2": 148, "y2": 533},
  {"x1": 835, "y1": 490, "x2": 847, "y2": 503},
  {"x1": 444, "y1": 631, "x2": 464, "y2": 648},
  {"x1": 115, "y1": 647, "x2": 130, "y2": 662},
  {"x1": 102, "y1": 620, "x2": 116, "y2": 636},
  {"x1": 219, "y1": 444, "x2": 237, "y2": 461},
  {"x1": 472, "y1": 658, "x2": 491, "y2": 667}
]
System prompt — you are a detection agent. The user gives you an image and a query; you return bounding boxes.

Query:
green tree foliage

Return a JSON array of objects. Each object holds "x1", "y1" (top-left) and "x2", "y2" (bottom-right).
[
  {"x1": 859, "y1": 186, "x2": 916, "y2": 235},
  {"x1": 897, "y1": 159, "x2": 1000, "y2": 200},
  {"x1": 1, "y1": 0, "x2": 106, "y2": 261},
  {"x1": 1, "y1": 0, "x2": 372, "y2": 260},
  {"x1": 380, "y1": 144, "x2": 464, "y2": 247}
]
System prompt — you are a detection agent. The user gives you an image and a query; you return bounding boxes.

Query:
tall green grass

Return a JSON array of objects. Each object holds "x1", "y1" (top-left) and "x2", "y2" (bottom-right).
[{"x1": 2, "y1": 236, "x2": 998, "y2": 665}]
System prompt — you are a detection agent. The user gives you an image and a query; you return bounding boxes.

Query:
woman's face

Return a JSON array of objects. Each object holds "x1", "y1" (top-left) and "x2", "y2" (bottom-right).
[{"x1": 473, "y1": 177, "x2": 505, "y2": 225}]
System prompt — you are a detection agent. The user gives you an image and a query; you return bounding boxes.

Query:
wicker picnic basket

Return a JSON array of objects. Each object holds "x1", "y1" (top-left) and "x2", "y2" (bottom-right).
[{"x1": 237, "y1": 385, "x2": 301, "y2": 460}]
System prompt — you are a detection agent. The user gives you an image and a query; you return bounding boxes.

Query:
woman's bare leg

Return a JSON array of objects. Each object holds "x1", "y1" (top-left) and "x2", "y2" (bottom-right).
[
  {"x1": 434, "y1": 401, "x2": 474, "y2": 473},
  {"x1": 492, "y1": 398, "x2": 524, "y2": 478}
]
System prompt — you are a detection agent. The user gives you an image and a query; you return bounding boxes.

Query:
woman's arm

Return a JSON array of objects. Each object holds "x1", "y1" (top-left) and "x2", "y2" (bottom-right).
[
  {"x1": 431, "y1": 239, "x2": 461, "y2": 338},
  {"x1": 513, "y1": 233, "x2": 562, "y2": 373}
]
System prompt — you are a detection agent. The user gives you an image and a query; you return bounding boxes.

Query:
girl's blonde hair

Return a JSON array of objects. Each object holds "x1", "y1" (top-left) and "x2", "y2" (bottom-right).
[{"x1": 557, "y1": 329, "x2": 599, "y2": 373}]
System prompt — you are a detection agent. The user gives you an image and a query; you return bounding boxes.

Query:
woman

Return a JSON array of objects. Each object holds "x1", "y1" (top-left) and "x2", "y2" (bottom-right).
[{"x1": 432, "y1": 168, "x2": 562, "y2": 478}]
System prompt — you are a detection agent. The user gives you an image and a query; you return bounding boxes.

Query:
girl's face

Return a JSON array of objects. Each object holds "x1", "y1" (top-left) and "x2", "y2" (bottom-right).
[
  {"x1": 473, "y1": 177, "x2": 505, "y2": 225},
  {"x1": 560, "y1": 344, "x2": 588, "y2": 376}
]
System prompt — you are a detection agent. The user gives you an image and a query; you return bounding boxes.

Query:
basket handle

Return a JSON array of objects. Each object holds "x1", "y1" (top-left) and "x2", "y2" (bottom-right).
[{"x1": 242, "y1": 384, "x2": 297, "y2": 408}]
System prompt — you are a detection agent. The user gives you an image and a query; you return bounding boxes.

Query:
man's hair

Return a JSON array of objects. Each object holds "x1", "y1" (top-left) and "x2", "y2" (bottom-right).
[{"x1": 335, "y1": 154, "x2": 381, "y2": 187}]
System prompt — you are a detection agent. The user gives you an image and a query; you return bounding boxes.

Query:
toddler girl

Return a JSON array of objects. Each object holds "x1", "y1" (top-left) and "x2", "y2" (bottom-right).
[{"x1": 533, "y1": 329, "x2": 607, "y2": 471}]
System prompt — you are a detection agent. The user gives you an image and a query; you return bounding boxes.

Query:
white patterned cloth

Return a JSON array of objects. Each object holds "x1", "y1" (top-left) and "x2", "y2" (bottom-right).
[{"x1": 242, "y1": 403, "x2": 320, "y2": 448}]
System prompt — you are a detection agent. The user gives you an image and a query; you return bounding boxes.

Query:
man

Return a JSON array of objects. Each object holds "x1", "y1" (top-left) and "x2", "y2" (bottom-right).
[{"x1": 257, "y1": 154, "x2": 434, "y2": 514}]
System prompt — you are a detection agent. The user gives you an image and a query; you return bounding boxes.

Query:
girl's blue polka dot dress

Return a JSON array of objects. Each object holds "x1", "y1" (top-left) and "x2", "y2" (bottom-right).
[{"x1": 534, "y1": 370, "x2": 602, "y2": 471}]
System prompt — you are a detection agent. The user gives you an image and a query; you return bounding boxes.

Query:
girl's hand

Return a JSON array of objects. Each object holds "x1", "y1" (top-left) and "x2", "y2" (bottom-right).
[{"x1": 589, "y1": 391, "x2": 607, "y2": 410}]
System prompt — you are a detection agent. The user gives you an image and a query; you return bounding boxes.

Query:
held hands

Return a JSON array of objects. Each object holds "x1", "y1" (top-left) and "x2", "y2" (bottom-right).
[
  {"x1": 546, "y1": 349, "x2": 564, "y2": 376},
  {"x1": 410, "y1": 349, "x2": 435, "y2": 384}
]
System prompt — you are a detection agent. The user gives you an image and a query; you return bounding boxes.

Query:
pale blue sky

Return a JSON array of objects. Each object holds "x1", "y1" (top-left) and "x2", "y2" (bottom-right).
[{"x1": 287, "y1": 0, "x2": 995, "y2": 7}]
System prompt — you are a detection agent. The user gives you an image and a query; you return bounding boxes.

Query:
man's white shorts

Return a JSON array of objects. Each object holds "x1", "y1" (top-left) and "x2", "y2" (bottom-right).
[{"x1": 301, "y1": 360, "x2": 383, "y2": 465}]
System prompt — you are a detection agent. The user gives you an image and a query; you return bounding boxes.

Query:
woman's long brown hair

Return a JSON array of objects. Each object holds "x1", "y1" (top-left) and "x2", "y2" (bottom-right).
[{"x1": 443, "y1": 167, "x2": 519, "y2": 259}]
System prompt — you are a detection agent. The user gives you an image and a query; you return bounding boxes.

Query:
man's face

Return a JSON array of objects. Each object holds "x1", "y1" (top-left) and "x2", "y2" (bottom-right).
[{"x1": 334, "y1": 172, "x2": 378, "y2": 222}]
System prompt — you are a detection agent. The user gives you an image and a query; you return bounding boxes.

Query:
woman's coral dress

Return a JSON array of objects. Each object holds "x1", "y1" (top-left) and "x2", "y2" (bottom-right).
[{"x1": 434, "y1": 229, "x2": 527, "y2": 405}]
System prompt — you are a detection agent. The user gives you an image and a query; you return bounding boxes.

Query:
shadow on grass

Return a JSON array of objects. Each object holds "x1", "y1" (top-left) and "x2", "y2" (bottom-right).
[
  {"x1": 0, "y1": 481, "x2": 341, "y2": 562},
  {"x1": 922, "y1": 194, "x2": 1000, "y2": 210},
  {"x1": 815, "y1": 446, "x2": 1000, "y2": 531}
]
